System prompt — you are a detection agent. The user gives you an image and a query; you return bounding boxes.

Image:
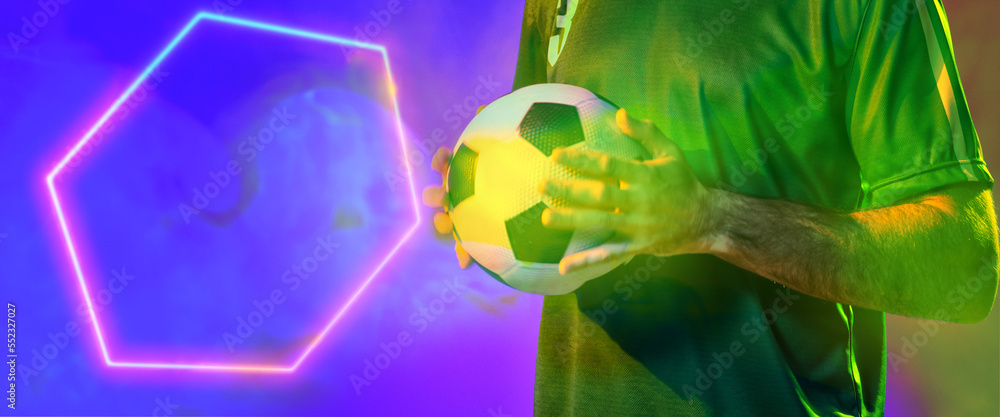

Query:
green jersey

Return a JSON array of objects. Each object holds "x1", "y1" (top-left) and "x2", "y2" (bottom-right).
[{"x1": 511, "y1": 0, "x2": 992, "y2": 415}]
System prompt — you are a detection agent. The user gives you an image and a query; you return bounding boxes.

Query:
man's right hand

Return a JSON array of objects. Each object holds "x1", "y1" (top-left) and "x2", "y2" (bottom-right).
[{"x1": 423, "y1": 146, "x2": 474, "y2": 269}]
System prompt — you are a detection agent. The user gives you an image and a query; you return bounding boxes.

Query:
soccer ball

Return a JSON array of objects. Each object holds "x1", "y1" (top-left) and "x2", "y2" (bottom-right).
[{"x1": 447, "y1": 83, "x2": 647, "y2": 295}]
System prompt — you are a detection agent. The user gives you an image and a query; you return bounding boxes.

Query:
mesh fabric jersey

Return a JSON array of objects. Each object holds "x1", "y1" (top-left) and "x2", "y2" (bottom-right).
[{"x1": 510, "y1": 0, "x2": 992, "y2": 416}]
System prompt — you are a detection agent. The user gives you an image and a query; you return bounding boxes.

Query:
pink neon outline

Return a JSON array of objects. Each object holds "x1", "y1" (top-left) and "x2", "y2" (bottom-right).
[{"x1": 44, "y1": 13, "x2": 420, "y2": 373}]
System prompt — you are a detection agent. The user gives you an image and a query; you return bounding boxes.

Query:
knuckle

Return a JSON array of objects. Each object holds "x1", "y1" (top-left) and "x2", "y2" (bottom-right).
[
  {"x1": 617, "y1": 189, "x2": 631, "y2": 207},
  {"x1": 595, "y1": 185, "x2": 610, "y2": 204},
  {"x1": 593, "y1": 213, "x2": 605, "y2": 227},
  {"x1": 634, "y1": 165, "x2": 652, "y2": 183},
  {"x1": 652, "y1": 164, "x2": 671, "y2": 181},
  {"x1": 598, "y1": 155, "x2": 613, "y2": 173},
  {"x1": 549, "y1": 181, "x2": 564, "y2": 198},
  {"x1": 601, "y1": 213, "x2": 615, "y2": 228}
]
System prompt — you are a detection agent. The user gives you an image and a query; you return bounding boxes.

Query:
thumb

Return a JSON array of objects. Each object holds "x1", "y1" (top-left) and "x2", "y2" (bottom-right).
[
  {"x1": 616, "y1": 108, "x2": 675, "y2": 159},
  {"x1": 558, "y1": 234, "x2": 634, "y2": 275}
]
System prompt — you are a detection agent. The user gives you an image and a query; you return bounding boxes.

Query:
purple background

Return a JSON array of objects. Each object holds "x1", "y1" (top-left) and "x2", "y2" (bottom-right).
[{"x1": 0, "y1": 0, "x2": 996, "y2": 416}]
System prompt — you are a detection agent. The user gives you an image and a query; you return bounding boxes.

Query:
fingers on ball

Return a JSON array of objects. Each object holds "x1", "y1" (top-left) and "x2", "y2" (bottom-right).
[
  {"x1": 422, "y1": 186, "x2": 448, "y2": 208},
  {"x1": 455, "y1": 242, "x2": 473, "y2": 269},
  {"x1": 431, "y1": 147, "x2": 452, "y2": 173},
  {"x1": 433, "y1": 212, "x2": 453, "y2": 234}
]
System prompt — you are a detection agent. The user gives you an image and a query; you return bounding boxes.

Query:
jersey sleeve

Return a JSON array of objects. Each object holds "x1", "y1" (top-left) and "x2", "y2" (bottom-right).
[
  {"x1": 846, "y1": 0, "x2": 992, "y2": 208},
  {"x1": 512, "y1": 1, "x2": 547, "y2": 90}
]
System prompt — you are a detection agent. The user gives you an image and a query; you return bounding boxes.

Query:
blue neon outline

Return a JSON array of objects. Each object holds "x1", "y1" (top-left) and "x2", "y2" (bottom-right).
[{"x1": 45, "y1": 11, "x2": 419, "y2": 373}]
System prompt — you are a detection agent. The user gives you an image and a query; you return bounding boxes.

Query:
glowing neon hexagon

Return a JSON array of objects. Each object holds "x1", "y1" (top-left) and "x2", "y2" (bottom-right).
[{"x1": 44, "y1": 12, "x2": 419, "y2": 373}]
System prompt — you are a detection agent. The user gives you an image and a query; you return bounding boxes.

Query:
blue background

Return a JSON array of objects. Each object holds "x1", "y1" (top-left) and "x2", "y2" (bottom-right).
[{"x1": 0, "y1": 0, "x2": 996, "y2": 416}]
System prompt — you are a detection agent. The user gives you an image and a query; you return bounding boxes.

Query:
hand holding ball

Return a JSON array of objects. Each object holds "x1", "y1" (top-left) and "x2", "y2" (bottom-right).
[{"x1": 446, "y1": 84, "x2": 647, "y2": 295}]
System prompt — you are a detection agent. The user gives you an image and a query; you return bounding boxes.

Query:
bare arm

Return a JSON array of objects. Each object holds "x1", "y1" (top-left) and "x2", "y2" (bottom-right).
[
  {"x1": 707, "y1": 182, "x2": 998, "y2": 323},
  {"x1": 542, "y1": 109, "x2": 999, "y2": 324}
]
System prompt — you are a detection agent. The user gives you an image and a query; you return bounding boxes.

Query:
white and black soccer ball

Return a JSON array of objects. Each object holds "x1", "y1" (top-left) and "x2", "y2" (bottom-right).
[{"x1": 447, "y1": 83, "x2": 647, "y2": 295}]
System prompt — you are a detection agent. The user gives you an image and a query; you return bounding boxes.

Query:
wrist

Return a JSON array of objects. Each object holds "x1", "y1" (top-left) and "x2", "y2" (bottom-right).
[{"x1": 694, "y1": 187, "x2": 735, "y2": 255}]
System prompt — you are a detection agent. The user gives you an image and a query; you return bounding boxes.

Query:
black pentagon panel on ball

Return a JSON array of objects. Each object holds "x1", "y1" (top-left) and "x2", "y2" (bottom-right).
[
  {"x1": 518, "y1": 102, "x2": 585, "y2": 157},
  {"x1": 448, "y1": 144, "x2": 479, "y2": 208},
  {"x1": 505, "y1": 202, "x2": 573, "y2": 264}
]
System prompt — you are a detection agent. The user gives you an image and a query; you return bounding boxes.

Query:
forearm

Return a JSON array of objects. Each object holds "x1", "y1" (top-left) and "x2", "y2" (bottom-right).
[
  {"x1": 701, "y1": 184, "x2": 999, "y2": 323},
  {"x1": 540, "y1": 111, "x2": 999, "y2": 321}
]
